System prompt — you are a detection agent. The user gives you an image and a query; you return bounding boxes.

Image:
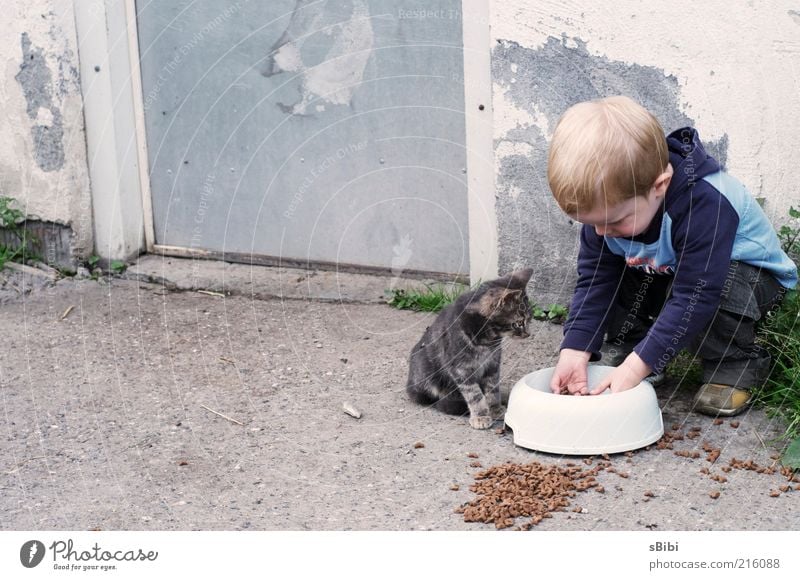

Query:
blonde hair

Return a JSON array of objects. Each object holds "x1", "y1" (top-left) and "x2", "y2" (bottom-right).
[{"x1": 547, "y1": 96, "x2": 668, "y2": 215}]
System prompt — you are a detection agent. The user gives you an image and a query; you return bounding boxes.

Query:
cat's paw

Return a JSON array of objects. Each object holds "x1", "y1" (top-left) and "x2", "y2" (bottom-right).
[
  {"x1": 490, "y1": 405, "x2": 506, "y2": 420},
  {"x1": 469, "y1": 415, "x2": 493, "y2": 430}
]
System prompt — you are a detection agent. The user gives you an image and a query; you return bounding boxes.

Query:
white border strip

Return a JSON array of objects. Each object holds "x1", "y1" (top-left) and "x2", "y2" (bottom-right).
[
  {"x1": 125, "y1": 0, "x2": 155, "y2": 252},
  {"x1": 462, "y1": 0, "x2": 498, "y2": 283},
  {"x1": 73, "y1": 0, "x2": 146, "y2": 262}
]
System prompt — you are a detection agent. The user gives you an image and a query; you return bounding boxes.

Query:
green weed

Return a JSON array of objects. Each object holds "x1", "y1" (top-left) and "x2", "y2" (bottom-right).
[
  {"x1": 0, "y1": 196, "x2": 30, "y2": 271},
  {"x1": 755, "y1": 206, "x2": 800, "y2": 466},
  {"x1": 531, "y1": 303, "x2": 568, "y2": 323},
  {"x1": 666, "y1": 350, "x2": 704, "y2": 388},
  {"x1": 386, "y1": 284, "x2": 467, "y2": 312},
  {"x1": 110, "y1": 260, "x2": 127, "y2": 274}
]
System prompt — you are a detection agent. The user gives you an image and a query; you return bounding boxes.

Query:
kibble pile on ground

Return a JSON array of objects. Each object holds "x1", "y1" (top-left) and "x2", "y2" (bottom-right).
[
  {"x1": 455, "y1": 421, "x2": 799, "y2": 531},
  {"x1": 455, "y1": 461, "x2": 605, "y2": 530}
]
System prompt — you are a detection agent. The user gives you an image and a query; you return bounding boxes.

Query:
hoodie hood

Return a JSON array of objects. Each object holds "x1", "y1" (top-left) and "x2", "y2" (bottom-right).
[{"x1": 665, "y1": 127, "x2": 721, "y2": 193}]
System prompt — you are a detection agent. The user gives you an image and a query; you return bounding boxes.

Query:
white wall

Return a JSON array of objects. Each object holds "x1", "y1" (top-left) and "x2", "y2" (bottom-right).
[
  {"x1": 493, "y1": 0, "x2": 800, "y2": 218},
  {"x1": 0, "y1": 0, "x2": 92, "y2": 262},
  {"x1": 491, "y1": 1, "x2": 800, "y2": 302}
]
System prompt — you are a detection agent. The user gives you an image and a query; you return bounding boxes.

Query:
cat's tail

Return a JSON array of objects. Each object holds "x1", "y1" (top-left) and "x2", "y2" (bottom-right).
[
  {"x1": 406, "y1": 381, "x2": 468, "y2": 416},
  {"x1": 433, "y1": 393, "x2": 468, "y2": 416}
]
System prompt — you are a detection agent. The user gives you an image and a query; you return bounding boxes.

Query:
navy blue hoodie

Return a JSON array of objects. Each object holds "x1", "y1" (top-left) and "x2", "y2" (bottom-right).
[{"x1": 560, "y1": 128, "x2": 797, "y2": 373}]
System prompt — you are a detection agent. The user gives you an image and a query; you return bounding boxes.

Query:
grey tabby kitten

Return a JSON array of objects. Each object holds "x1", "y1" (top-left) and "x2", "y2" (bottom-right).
[{"x1": 406, "y1": 268, "x2": 533, "y2": 429}]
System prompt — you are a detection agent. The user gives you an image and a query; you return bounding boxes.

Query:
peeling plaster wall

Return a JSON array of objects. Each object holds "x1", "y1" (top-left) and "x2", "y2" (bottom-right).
[
  {"x1": 492, "y1": 1, "x2": 800, "y2": 304},
  {"x1": 0, "y1": 1, "x2": 92, "y2": 264}
]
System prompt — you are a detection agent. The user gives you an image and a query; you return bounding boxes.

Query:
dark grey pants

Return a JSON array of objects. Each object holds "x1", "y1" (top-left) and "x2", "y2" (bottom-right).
[{"x1": 603, "y1": 261, "x2": 786, "y2": 389}]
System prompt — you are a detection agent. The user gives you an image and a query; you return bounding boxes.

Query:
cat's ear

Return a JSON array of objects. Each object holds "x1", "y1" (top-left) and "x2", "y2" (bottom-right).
[
  {"x1": 506, "y1": 268, "x2": 533, "y2": 289},
  {"x1": 474, "y1": 287, "x2": 522, "y2": 316}
]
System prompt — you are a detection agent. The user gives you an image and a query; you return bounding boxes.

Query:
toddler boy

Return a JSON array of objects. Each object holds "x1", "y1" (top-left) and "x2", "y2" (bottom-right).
[{"x1": 547, "y1": 95, "x2": 797, "y2": 416}]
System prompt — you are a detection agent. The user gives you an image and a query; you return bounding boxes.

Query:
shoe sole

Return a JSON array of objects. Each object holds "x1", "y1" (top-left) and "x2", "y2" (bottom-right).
[{"x1": 692, "y1": 398, "x2": 751, "y2": 417}]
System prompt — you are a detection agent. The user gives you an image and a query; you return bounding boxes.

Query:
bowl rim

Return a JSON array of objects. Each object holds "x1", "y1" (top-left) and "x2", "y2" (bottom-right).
[
  {"x1": 505, "y1": 365, "x2": 664, "y2": 454},
  {"x1": 517, "y1": 366, "x2": 654, "y2": 401}
]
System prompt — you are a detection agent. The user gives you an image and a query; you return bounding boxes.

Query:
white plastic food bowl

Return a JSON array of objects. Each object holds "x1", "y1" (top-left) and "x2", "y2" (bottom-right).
[{"x1": 504, "y1": 365, "x2": 664, "y2": 455}]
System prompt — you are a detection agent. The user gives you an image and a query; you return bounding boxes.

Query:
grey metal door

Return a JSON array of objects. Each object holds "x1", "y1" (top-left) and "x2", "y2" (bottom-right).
[{"x1": 136, "y1": 0, "x2": 469, "y2": 277}]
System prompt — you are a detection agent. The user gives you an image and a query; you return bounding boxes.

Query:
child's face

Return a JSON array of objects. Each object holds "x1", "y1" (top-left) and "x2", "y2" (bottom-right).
[{"x1": 571, "y1": 165, "x2": 673, "y2": 238}]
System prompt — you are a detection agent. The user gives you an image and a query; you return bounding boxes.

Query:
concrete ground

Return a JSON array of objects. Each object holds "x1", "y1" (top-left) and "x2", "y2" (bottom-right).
[{"x1": 1, "y1": 255, "x2": 798, "y2": 531}]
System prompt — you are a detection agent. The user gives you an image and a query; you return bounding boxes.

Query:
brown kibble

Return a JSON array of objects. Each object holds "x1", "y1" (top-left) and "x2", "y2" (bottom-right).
[
  {"x1": 467, "y1": 452, "x2": 479, "y2": 458},
  {"x1": 595, "y1": 486, "x2": 605, "y2": 493},
  {"x1": 769, "y1": 490, "x2": 781, "y2": 497},
  {"x1": 413, "y1": 441, "x2": 425, "y2": 449},
  {"x1": 674, "y1": 450, "x2": 700, "y2": 459},
  {"x1": 494, "y1": 428, "x2": 505, "y2": 435},
  {"x1": 470, "y1": 461, "x2": 482, "y2": 468},
  {"x1": 713, "y1": 418, "x2": 724, "y2": 425},
  {"x1": 700, "y1": 467, "x2": 710, "y2": 475},
  {"x1": 795, "y1": 485, "x2": 800, "y2": 491},
  {"x1": 721, "y1": 466, "x2": 732, "y2": 473},
  {"x1": 644, "y1": 490, "x2": 655, "y2": 497},
  {"x1": 779, "y1": 485, "x2": 790, "y2": 492},
  {"x1": 709, "y1": 491, "x2": 720, "y2": 499},
  {"x1": 671, "y1": 424, "x2": 680, "y2": 431},
  {"x1": 730, "y1": 421, "x2": 740, "y2": 429},
  {"x1": 178, "y1": 460, "x2": 189, "y2": 466},
  {"x1": 455, "y1": 459, "x2": 612, "y2": 529},
  {"x1": 617, "y1": 472, "x2": 630, "y2": 479}
]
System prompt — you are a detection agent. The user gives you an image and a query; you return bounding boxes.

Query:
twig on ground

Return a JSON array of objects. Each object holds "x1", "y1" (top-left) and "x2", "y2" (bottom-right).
[
  {"x1": 4, "y1": 456, "x2": 46, "y2": 475},
  {"x1": 197, "y1": 290, "x2": 225, "y2": 297},
  {"x1": 200, "y1": 404, "x2": 244, "y2": 426}
]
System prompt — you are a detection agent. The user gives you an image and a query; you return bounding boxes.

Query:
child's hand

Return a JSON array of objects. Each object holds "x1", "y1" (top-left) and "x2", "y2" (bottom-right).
[
  {"x1": 589, "y1": 352, "x2": 652, "y2": 395},
  {"x1": 550, "y1": 349, "x2": 591, "y2": 395}
]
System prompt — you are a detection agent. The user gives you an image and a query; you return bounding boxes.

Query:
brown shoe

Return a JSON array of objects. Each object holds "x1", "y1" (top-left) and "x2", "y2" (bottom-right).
[{"x1": 693, "y1": 383, "x2": 752, "y2": 417}]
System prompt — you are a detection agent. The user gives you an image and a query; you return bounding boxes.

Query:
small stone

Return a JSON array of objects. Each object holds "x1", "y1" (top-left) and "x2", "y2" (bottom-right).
[{"x1": 342, "y1": 402, "x2": 362, "y2": 419}]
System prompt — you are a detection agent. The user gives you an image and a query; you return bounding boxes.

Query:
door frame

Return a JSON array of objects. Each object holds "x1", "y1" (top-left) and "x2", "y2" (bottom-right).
[{"x1": 77, "y1": 0, "x2": 497, "y2": 282}]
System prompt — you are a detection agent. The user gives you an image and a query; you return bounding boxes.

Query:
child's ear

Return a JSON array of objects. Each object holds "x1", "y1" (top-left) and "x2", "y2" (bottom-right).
[{"x1": 654, "y1": 164, "x2": 674, "y2": 196}]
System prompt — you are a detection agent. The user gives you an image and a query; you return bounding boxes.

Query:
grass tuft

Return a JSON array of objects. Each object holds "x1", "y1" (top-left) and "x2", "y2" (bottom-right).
[
  {"x1": 385, "y1": 284, "x2": 468, "y2": 312},
  {"x1": 755, "y1": 289, "x2": 800, "y2": 442},
  {"x1": 754, "y1": 206, "x2": 800, "y2": 460}
]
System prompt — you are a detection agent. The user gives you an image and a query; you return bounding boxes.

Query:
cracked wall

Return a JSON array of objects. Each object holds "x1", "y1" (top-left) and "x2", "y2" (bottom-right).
[
  {"x1": 492, "y1": 1, "x2": 800, "y2": 304},
  {"x1": 1, "y1": 1, "x2": 92, "y2": 265}
]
